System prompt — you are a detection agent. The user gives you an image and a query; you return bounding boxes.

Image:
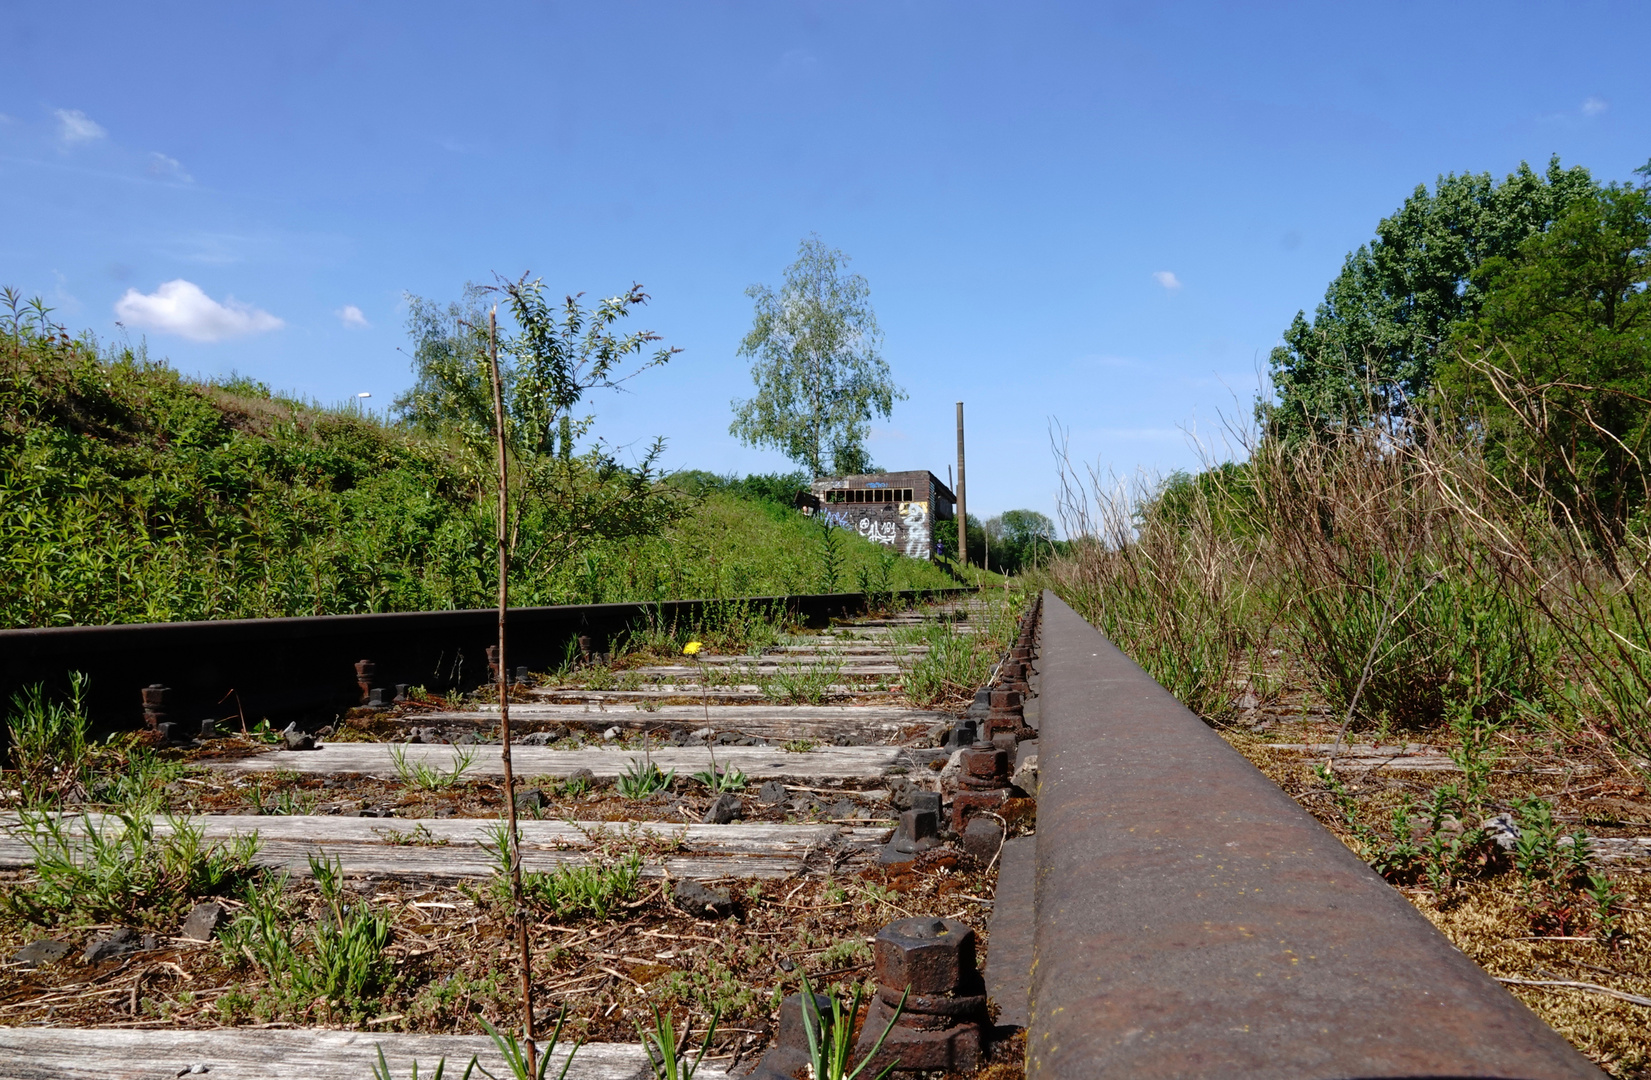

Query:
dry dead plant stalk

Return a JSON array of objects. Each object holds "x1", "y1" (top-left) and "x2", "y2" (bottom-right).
[{"x1": 487, "y1": 305, "x2": 539, "y2": 1073}]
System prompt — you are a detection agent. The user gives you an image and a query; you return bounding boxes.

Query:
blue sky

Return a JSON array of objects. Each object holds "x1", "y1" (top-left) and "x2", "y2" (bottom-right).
[{"x1": 3, "y1": 1, "x2": 1646, "y2": 523}]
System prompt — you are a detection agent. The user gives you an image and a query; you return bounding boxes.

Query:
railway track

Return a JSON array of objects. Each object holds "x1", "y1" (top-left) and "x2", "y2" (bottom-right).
[
  {"x1": 1, "y1": 591, "x2": 1036, "y2": 1078},
  {"x1": 0, "y1": 589, "x2": 1631, "y2": 1077}
]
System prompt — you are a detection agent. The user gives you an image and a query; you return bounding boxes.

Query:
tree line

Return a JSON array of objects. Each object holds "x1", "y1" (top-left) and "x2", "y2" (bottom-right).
[{"x1": 1263, "y1": 154, "x2": 1651, "y2": 540}]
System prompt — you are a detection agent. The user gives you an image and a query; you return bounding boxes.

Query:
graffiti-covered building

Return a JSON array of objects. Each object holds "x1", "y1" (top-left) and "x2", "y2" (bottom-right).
[{"x1": 807, "y1": 470, "x2": 957, "y2": 561}]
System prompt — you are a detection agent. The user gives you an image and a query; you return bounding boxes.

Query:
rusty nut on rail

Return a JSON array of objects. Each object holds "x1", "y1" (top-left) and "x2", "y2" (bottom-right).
[
  {"x1": 873, "y1": 917, "x2": 976, "y2": 997},
  {"x1": 959, "y1": 744, "x2": 1009, "y2": 787}
]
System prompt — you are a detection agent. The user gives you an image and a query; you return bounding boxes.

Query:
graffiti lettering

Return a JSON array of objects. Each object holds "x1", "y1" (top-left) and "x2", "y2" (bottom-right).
[
  {"x1": 858, "y1": 516, "x2": 897, "y2": 545},
  {"x1": 900, "y1": 502, "x2": 930, "y2": 559}
]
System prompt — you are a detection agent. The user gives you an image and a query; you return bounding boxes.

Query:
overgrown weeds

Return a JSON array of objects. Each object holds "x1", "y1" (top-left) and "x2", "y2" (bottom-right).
[
  {"x1": 225, "y1": 854, "x2": 395, "y2": 1013},
  {"x1": 897, "y1": 593, "x2": 1023, "y2": 707},
  {"x1": 489, "y1": 846, "x2": 643, "y2": 920},
  {"x1": 1043, "y1": 411, "x2": 1636, "y2": 750},
  {"x1": 2, "y1": 811, "x2": 261, "y2": 925},
  {"x1": 5, "y1": 674, "x2": 91, "y2": 805},
  {"x1": 3, "y1": 676, "x2": 192, "y2": 815},
  {"x1": 0, "y1": 299, "x2": 955, "y2": 628},
  {"x1": 624, "y1": 600, "x2": 792, "y2": 660},
  {"x1": 392, "y1": 744, "x2": 478, "y2": 790},
  {"x1": 757, "y1": 659, "x2": 845, "y2": 705},
  {"x1": 1312, "y1": 764, "x2": 1628, "y2": 941}
]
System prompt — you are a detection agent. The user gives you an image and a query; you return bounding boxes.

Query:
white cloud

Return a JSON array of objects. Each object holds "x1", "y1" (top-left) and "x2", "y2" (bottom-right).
[
  {"x1": 337, "y1": 304, "x2": 370, "y2": 329},
  {"x1": 114, "y1": 280, "x2": 283, "y2": 342},
  {"x1": 55, "y1": 108, "x2": 107, "y2": 145},
  {"x1": 1153, "y1": 270, "x2": 1182, "y2": 290},
  {"x1": 146, "y1": 151, "x2": 193, "y2": 183},
  {"x1": 1581, "y1": 96, "x2": 1608, "y2": 117}
]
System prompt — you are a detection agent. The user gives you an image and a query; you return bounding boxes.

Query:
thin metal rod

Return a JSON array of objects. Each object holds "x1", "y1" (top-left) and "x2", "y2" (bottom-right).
[
  {"x1": 956, "y1": 401, "x2": 967, "y2": 570},
  {"x1": 488, "y1": 305, "x2": 538, "y2": 1074}
]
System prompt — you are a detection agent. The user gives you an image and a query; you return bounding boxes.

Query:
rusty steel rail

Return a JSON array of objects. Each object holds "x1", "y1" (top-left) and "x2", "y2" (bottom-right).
[
  {"x1": 1026, "y1": 589, "x2": 1601, "y2": 1079},
  {"x1": 0, "y1": 588, "x2": 972, "y2": 736}
]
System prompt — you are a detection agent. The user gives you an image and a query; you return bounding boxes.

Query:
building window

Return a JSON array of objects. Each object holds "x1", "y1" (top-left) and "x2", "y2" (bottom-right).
[{"x1": 824, "y1": 488, "x2": 915, "y2": 504}]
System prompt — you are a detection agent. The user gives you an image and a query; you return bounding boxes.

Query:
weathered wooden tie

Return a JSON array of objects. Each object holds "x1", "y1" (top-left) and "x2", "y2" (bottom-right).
[
  {"x1": 205, "y1": 743, "x2": 904, "y2": 782},
  {"x1": 0, "y1": 1028, "x2": 722, "y2": 1080}
]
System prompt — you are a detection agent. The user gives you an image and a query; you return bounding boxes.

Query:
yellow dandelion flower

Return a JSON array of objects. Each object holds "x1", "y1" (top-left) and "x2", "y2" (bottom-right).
[{"x1": 682, "y1": 641, "x2": 703, "y2": 656}]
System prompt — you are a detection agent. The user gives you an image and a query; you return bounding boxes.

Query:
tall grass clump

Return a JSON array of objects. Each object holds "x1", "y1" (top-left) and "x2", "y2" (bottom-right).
[
  {"x1": 897, "y1": 592, "x2": 1025, "y2": 706},
  {"x1": 1044, "y1": 415, "x2": 1557, "y2": 735},
  {"x1": 3, "y1": 675, "x2": 191, "y2": 814},
  {"x1": 4, "y1": 673, "x2": 92, "y2": 804},
  {"x1": 1044, "y1": 450, "x2": 1261, "y2": 720},
  {"x1": 2, "y1": 812, "x2": 261, "y2": 925},
  {"x1": 225, "y1": 854, "x2": 394, "y2": 1013}
]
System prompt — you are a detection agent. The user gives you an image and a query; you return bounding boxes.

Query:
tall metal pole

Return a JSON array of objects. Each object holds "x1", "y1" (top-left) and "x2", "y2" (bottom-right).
[{"x1": 955, "y1": 402, "x2": 967, "y2": 570}]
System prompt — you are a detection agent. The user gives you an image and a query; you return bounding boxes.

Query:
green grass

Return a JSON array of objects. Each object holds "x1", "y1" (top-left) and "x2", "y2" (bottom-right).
[
  {"x1": 1, "y1": 314, "x2": 957, "y2": 628},
  {"x1": 4, "y1": 676, "x2": 194, "y2": 815},
  {"x1": 391, "y1": 744, "x2": 478, "y2": 790},
  {"x1": 225, "y1": 854, "x2": 395, "y2": 1012},
  {"x1": 2, "y1": 811, "x2": 262, "y2": 926},
  {"x1": 616, "y1": 759, "x2": 675, "y2": 799},
  {"x1": 756, "y1": 658, "x2": 845, "y2": 705},
  {"x1": 506, "y1": 853, "x2": 643, "y2": 920},
  {"x1": 897, "y1": 593, "x2": 1024, "y2": 706}
]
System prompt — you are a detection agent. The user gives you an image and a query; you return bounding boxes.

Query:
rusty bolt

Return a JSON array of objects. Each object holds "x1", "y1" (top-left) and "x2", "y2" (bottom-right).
[
  {"x1": 355, "y1": 660, "x2": 376, "y2": 705},
  {"x1": 141, "y1": 684, "x2": 170, "y2": 732},
  {"x1": 989, "y1": 689, "x2": 1022, "y2": 713},
  {"x1": 961, "y1": 744, "x2": 1008, "y2": 783},
  {"x1": 873, "y1": 917, "x2": 976, "y2": 997}
]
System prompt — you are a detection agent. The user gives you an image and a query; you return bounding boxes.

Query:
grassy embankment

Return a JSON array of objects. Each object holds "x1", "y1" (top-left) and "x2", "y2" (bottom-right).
[
  {"x1": 1039, "y1": 424, "x2": 1651, "y2": 1074},
  {"x1": 0, "y1": 315, "x2": 959, "y2": 630}
]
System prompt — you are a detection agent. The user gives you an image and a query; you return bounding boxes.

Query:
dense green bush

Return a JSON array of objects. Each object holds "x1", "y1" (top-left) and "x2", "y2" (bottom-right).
[{"x1": 0, "y1": 301, "x2": 953, "y2": 627}]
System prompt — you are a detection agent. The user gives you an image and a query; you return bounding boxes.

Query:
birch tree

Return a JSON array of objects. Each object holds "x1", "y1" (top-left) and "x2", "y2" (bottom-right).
[{"x1": 730, "y1": 236, "x2": 905, "y2": 477}]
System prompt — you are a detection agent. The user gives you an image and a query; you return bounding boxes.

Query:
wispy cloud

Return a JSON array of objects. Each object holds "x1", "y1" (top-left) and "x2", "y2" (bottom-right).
[
  {"x1": 336, "y1": 304, "x2": 370, "y2": 329},
  {"x1": 1153, "y1": 270, "x2": 1182, "y2": 291},
  {"x1": 54, "y1": 108, "x2": 107, "y2": 146},
  {"x1": 1581, "y1": 96, "x2": 1608, "y2": 117},
  {"x1": 114, "y1": 280, "x2": 283, "y2": 342},
  {"x1": 146, "y1": 151, "x2": 192, "y2": 183}
]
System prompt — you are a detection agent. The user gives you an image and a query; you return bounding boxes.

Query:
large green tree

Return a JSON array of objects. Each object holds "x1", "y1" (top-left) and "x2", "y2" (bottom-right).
[
  {"x1": 980, "y1": 509, "x2": 1058, "y2": 574},
  {"x1": 730, "y1": 236, "x2": 905, "y2": 477},
  {"x1": 1439, "y1": 181, "x2": 1651, "y2": 540},
  {"x1": 1264, "y1": 157, "x2": 1596, "y2": 439}
]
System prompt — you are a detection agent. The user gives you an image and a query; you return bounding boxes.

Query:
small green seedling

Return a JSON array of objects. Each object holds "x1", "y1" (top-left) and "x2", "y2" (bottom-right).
[
  {"x1": 371, "y1": 1045, "x2": 477, "y2": 1080},
  {"x1": 797, "y1": 971, "x2": 906, "y2": 1080},
  {"x1": 691, "y1": 764, "x2": 747, "y2": 794},
  {"x1": 618, "y1": 759, "x2": 674, "y2": 799},
  {"x1": 637, "y1": 1002, "x2": 719, "y2": 1080},
  {"x1": 391, "y1": 744, "x2": 478, "y2": 790}
]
